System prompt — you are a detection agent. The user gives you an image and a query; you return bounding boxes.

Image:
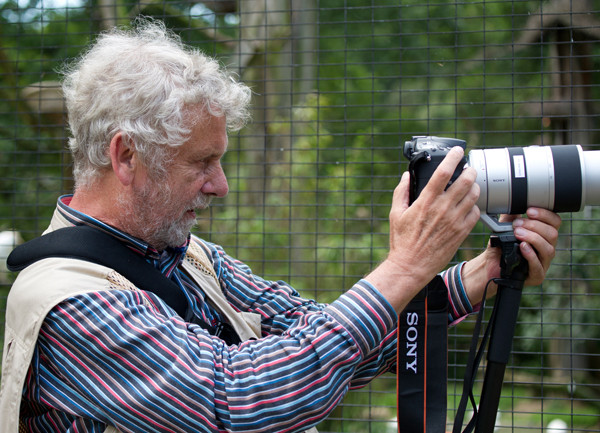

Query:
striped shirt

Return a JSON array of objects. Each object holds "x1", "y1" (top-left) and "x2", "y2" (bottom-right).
[{"x1": 20, "y1": 195, "x2": 474, "y2": 433}]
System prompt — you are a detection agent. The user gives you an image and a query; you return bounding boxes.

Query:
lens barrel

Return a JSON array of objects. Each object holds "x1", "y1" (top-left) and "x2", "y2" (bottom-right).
[{"x1": 467, "y1": 144, "x2": 600, "y2": 214}]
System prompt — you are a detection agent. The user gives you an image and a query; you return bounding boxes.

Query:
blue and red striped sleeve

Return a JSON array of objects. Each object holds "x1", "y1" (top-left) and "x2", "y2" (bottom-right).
[
  {"x1": 28, "y1": 273, "x2": 396, "y2": 432},
  {"x1": 27, "y1": 240, "x2": 473, "y2": 432}
]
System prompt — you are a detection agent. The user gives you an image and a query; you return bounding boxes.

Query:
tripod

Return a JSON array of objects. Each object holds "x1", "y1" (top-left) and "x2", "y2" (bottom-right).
[
  {"x1": 474, "y1": 230, "x2": 529, "y2": 432},
  {"x1": 452, "y1": 214, "x2": 535, "y2": 433}
]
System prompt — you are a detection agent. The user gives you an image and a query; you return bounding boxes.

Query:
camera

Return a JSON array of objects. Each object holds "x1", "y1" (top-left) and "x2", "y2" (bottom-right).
[{"x1": 403, "y1": 136, "x2": 600, "y2": 232}]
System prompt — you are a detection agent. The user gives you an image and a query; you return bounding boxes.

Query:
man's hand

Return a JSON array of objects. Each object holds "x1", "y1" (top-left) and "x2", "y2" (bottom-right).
[
  {"x1": 366, "y1": 146, "x2": 480, "y2": 313},
  {"x1": 461, "y1": 207, "x2": 562, "y2": 305}
]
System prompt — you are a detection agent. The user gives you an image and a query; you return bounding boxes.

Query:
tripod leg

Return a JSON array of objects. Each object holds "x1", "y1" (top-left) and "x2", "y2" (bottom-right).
[
  {"x1": 475, "y1": 284, "x2": 523, "y2": 432},
  {"x1": 473, "y1": 233, "x2": 528, "y2": 433}
]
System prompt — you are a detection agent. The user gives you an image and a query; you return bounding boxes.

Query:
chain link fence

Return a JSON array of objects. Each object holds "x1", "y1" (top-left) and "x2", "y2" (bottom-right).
[{"x1": 1, "y1": 0, "x2": 599, "y2": 431}]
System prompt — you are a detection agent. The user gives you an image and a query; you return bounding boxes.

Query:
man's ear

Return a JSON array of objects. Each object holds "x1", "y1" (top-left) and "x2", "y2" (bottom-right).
[{"x1": 109, "y1": 132, "x2": 137, "y2": 186}]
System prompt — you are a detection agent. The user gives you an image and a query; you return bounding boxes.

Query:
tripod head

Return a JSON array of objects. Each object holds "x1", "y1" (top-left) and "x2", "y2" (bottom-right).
[{"x1": 490, "y1": 230, "x2": 529, "y2": 281}]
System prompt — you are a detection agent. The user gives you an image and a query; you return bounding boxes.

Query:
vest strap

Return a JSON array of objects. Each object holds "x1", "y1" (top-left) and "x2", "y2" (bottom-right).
[{"x1": 7, "y1": 225, "x2": 240, "y2": 344}]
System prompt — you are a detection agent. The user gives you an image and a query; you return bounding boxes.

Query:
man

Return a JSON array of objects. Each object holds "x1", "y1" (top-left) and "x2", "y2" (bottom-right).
[{"x1": 0, "y1": 20, "x2": 560, "y2": 433}]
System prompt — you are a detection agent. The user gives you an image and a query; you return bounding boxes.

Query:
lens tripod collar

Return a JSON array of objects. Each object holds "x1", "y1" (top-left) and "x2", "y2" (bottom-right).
[{"x1": 480, "y1": 213, "x2": 514, "y2": 233}]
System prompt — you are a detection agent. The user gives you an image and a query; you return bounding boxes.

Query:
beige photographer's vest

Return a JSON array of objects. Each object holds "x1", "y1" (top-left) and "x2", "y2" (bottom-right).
[{"x1": 0, "y1": 212, "x2": 316, "y2": 432}]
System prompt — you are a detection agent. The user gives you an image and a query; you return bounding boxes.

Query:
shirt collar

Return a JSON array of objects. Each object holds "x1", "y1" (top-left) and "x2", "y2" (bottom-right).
[{"x1": 57, "y1": 195, "x2": 189, "y2": 274}]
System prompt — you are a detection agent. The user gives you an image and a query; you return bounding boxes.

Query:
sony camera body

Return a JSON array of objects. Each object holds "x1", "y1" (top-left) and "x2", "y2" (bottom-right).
[{"x1": 404, "y1": 136, "x2": 467, "y2": 205}]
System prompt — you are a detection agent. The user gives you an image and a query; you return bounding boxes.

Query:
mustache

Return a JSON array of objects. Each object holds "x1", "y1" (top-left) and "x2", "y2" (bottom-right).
[{"x1": 190, "y1": 193, "x2": 212, "y2": 210}]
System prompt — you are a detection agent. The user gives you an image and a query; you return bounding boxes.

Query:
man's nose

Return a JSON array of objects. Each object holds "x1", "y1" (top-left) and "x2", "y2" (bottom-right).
[{"x1": 202, "y1": 162, "x2": 229, "y2": 197}]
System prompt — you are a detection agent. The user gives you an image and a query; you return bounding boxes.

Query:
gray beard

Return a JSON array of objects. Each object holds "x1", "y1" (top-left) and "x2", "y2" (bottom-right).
[{"x1": 117, "y1": 182, "x2": 211, "y2": 250}]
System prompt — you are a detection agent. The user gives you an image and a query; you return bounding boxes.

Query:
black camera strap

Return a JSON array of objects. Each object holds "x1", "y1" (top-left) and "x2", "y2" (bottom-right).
[
  {"x1": 451, "y1": 282, "x2": 493, "y2": 433},
  {"x1": 397, "y1": 275, "x2": 448, "y2": 433},
  {"x1": 7, "y1": 225, "x2": 241, "y2": 345}
]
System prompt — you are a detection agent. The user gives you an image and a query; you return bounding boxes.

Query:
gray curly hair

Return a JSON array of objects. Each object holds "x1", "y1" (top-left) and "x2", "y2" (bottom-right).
[{"x1": 62, "y1": 18, "x2": 251, "y2": 189}]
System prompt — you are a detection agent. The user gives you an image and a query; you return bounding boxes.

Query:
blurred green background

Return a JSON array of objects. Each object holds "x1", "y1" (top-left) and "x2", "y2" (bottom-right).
[{"x1": 1, "y1": 0, "x2": 599, "y2": 431}]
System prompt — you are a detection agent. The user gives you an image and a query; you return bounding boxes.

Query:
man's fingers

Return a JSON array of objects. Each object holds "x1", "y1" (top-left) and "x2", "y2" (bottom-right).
[
  {"x1": 526, "y1": 207, "x2": 562, "y2": 232},
  {"x1": 394, "y1": 171, "x2": 411, "y2": 208},
  {"x1": 510, "y1": 207, "x2": 562, "y2": 286},
  {"x1": 422, "y1": 146, "x2": 466, "y2": 196},
  {"x1": 513, "y1": 208, "x2": 561, "y2": 247}
]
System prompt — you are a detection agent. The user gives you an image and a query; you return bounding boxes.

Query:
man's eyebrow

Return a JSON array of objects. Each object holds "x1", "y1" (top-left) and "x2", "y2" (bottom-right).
[
  {"x1": 210, "y1": 147, "x2": 227, "y2": 159},
  {"x1": 194, "y1": 147, "x2": 227, "y2": 161}
]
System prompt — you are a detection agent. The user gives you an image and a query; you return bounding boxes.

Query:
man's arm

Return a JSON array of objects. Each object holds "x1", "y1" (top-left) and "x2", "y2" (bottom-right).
[{"x1": 32, "y1": 280, "x2": 396, "y2": 433}]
